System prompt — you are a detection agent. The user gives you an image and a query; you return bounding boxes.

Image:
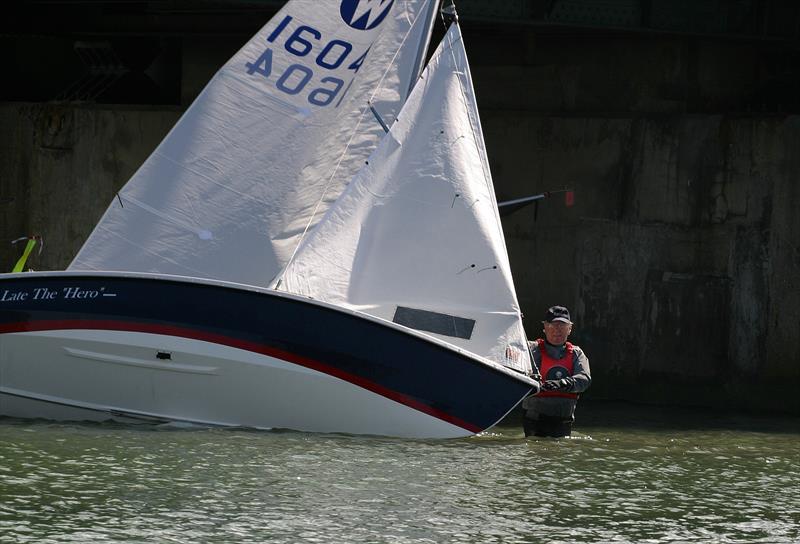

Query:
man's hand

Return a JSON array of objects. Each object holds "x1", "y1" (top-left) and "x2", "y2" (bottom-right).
[{"x1": 542, "y1": 377, "x2": 575, "y2": 392}]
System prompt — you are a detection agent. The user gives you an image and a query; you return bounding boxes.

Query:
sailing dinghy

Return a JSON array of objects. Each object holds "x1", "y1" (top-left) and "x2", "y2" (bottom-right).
[{"x1": 0, "y1": 0, "x2": 538, "y2": 438}]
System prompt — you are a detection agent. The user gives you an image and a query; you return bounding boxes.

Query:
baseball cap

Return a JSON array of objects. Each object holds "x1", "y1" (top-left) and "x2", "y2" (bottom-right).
[{"x1": 544, "y1": 305, "x2": 572, "y2": 323}]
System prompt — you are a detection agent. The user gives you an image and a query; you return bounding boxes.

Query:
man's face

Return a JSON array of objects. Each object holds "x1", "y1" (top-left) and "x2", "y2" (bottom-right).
[{"x1": 543, "y1": 321, "x2": 572, "y2": 345}]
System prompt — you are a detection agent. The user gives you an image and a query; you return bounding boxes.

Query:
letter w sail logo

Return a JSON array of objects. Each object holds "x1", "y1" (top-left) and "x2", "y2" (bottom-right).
[{"x1": 340, "y1": 0, "x2": 395, "y2": 30}]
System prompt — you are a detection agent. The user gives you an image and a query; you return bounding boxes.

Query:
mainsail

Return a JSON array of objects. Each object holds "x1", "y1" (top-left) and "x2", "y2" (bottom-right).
[
  {"x1": 281, "y1": 24, "x2": 533, "y2": 374},
  {"x1": 70, "y1": 0, "x2": 438, "y2": 287}
]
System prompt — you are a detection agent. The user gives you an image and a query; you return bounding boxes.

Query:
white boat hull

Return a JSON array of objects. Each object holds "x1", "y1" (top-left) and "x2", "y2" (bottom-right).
[
  {"x1": 0, "y1": 272, "x2": 535, "y2": 438},
  {"x1": 1, "y1": 329, "x2": 468, "y2": 438}
]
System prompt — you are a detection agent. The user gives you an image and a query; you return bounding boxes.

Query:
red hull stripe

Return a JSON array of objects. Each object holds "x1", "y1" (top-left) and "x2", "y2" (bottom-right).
[{"x1": 0, "y1": 319, "x2": 483, "y2": 434}]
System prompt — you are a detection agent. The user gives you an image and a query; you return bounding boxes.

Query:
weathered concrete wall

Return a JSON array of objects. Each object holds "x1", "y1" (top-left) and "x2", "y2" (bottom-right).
[
  {"x1": 1, "y1": 24, "x2": 798, "y2": 415},
  {"x1": 0, "y1": 104, "x2": 179, "y2": 270},
  {"x1": 0, "y1": 106, "x2": 31, "y2": 265},
  {"x1": 485, "y1": 114, "x2": 800, "y2": 413},
  {"x1": 466, "y1": 26, "x2": 800, "y2": 414}
]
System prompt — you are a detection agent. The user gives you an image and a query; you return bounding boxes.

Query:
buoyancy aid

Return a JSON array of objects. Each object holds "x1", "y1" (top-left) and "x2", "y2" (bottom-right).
[{"x1": 537, "y1": 338, "x2": 578, "y2": 399}]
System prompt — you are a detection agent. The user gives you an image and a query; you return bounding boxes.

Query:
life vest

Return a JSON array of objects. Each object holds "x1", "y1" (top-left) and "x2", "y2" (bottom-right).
[{"x1": 537, "y1": 338, "x2": 578, "y2": 399}]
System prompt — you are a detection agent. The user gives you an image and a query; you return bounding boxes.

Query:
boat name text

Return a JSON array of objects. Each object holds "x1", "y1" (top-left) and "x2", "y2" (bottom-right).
[{"x1": 1, "y1": 286, "x2": 116, "y2": 303}]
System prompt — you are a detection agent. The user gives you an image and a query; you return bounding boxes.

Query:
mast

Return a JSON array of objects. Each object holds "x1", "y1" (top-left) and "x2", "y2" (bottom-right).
[{"x1": 407, "y1": 0, "x2": 442, "y2": 97}]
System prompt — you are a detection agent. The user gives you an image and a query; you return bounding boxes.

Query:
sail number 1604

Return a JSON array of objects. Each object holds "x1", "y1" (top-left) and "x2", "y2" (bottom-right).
[{"x1": 245, "y1": 15, "x2": 369, "y2": 108}]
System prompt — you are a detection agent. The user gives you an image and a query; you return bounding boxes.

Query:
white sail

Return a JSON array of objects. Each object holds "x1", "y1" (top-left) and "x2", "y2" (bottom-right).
[
  {"x1": 69, "y1": 0, "x2": 437, "y2": 287},
  {"x1": 281, "y1": 24, "x2": 533, "y2": 373}
]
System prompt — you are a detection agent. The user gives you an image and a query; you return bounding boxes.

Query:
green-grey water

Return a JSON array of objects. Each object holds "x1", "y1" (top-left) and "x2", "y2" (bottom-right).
[{"x1": 1, "y1": 402, "x2": 798, "y2": 543}]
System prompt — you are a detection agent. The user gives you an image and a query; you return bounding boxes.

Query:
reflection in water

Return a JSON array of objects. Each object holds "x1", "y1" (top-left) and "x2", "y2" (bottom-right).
[{"x1": 1, "y1": 402, "x2": 798, "y2": 543}]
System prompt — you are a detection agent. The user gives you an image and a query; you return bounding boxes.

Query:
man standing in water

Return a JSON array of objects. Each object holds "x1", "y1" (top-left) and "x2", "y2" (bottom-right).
[{"x1": 522, "y1": 305, "x2": 591, "y2": 438}]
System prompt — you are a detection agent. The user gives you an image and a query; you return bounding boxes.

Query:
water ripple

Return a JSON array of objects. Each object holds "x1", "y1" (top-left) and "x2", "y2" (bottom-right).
[{"x1": 1, "y1": 407, "x2": 799, "y2": 543}]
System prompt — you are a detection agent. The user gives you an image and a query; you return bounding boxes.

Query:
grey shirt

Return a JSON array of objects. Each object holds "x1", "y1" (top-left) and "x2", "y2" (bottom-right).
[{"x1": 522, "y1": 340, "x2": 591, "y2": 421}]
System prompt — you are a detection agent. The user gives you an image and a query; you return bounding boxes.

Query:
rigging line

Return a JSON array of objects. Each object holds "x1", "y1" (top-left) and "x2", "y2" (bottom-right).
[
  {"x1": 273, "y1": 0, "x2": 438, "y2": 289},
  {"x1": 439, "y1": 0, "x2": 457, "y2": 28}
]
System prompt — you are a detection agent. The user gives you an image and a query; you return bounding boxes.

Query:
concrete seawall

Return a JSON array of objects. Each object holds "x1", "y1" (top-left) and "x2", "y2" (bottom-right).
[{"x1": 485, "y1": 113, "x2": 800, "y2": 414}]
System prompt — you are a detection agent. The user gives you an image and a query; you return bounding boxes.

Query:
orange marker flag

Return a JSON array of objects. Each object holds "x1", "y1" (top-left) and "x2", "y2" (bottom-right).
[{"x1": 565, "y1": 190, "x2": 575, "y2": 207}]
